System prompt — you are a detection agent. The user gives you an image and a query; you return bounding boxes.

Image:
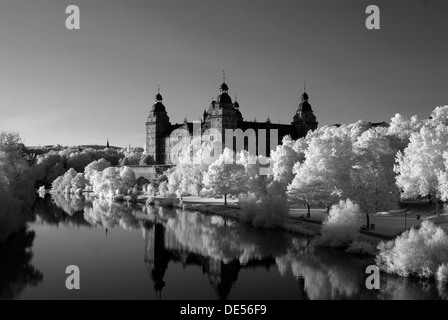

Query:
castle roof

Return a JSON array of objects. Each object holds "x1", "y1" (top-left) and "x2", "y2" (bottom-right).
[
  {"x1": 240, "y1": 121, "x2": 300, "y2": 140},
  {"x1": 165, "y1": 122, "x2": 194, "y2": 136}
]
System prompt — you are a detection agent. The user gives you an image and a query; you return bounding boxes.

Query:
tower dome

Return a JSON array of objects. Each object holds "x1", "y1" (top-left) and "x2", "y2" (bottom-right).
[
  {"x1": 151, "y1": 87, "x2": 166, "y2": 113},
  {"x1": 298, "y1": 92, "x2": 312, "y2": 112},
  {"x1": 216, "y1": 92, "x2": 232, "y2": 104},
  {"x1": 151, "y1": 101, "x2": 166, "y2": 113},
  {"x1": 220, "y1": 82, "x2": 229, "y2": 92}
]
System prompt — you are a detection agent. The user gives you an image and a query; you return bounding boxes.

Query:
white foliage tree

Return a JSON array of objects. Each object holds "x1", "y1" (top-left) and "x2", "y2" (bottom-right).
[
  {"x1": 202, "y1": 148, "x2": 245, "y2": 205},
  {"x1": 350, "y1": 129, "x2": 400, "y2": 226},
  {"x1": 318, "y1": 199, "x2": 363, "y2": 248},
  {"x1": 395, "y1": 107, "x2": 448, "y2": 214},
  {"x1": 270, "y1": 136, "x2": 305, "y2": 193},
  {"x1": 287, "y1": 126, "x2": 353, "y2": 214},
  {"x1": 84, "y1": 158, "x2": 111, "y2": 182}
]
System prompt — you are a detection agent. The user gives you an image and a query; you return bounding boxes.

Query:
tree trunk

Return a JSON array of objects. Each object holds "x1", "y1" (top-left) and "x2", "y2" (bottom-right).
[
  {"x1": 224, "y1": 194, "x2": 227, "y2": 205},
  {"x1": 366, "y1": 214, "x2": 370, "y2": 229},
  {"x1": 436, "y1": 197, "x2": 440, "y2": 217},
  {"x1": 307, "y1": 204, "x2": 311, "y2": 218}
]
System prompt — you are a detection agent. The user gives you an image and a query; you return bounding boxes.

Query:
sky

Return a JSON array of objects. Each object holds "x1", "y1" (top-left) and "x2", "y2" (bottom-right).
[{"x1": 0, "y1": 0, "x2": 447, "y2": 148}]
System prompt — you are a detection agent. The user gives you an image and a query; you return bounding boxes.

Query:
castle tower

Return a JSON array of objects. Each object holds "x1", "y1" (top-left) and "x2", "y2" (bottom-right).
[
  {"x1": 202, "y1": 75, "x2": 243, "y2": 138},
  {"x1": 146, "y1": 88, "x2": 171, "y2": 164},
  {"x1": 292, "y1": 91, "x2": 318, "y2": 137}
]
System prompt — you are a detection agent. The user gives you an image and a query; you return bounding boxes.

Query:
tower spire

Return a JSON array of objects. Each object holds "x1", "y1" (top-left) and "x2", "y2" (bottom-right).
[
  {"x1": 155, "y1": 83, "x2": 162, "y2": 102},
  {"x1": 301, "y1": 81, "x2": 309, "y2": 101},
  {"x1": 219, "y1": 71, "x2": 229, "y2": 93}
]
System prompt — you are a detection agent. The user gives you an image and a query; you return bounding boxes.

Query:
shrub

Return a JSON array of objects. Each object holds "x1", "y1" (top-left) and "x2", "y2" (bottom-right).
[
  {"x1": 376, "y1": 220, "x2": 448, "y2": 279},
  {"x1": 239, "y1": 193, "x2": 288, "y2": 228},
  {"x1": 318, "y1": 199, "x2": 363, "y2": 248},
  {"x1": 345, "y1": 241, "x2": 377, "y2": 256},
  {"x1": 158, "y1": 181, "x2": 168, "y2": 196}
]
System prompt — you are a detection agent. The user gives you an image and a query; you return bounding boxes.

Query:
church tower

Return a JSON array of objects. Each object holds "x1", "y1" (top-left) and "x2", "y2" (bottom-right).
[
  {"x1": 145, "y1": 88, "x2": 171, "y2": 164},
  {"x1": 292, "y1": 91, "x2": 318, "y2": 137}
]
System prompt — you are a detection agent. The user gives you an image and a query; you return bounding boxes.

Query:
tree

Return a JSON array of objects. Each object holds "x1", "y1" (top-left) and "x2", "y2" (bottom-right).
[
  {"x1": 0, "y1": 132, "x2": 36, "y2": 242},
  {"x1": 120, "y1": 147, "x2": 142, "y2": 165},
  {"x1": 395, "y1": 109, "x2": 448, "y2": 215},
  {"x1": 0, "y1": 151, "x2": 28, "y2": 242},
  {"x1": 270, "y1": 136, "x2": 305, "y2": 194},
  {"x1": 34, "y1": 152, "x2": 64, "y2": 184},
  {"x1": 287, "y1": 176, "x2": 333, "y2": 218},
  {"x1": 0, "y1": 131, "x2": 25, "y2": 165},
  {"x1": 139, "y1": 154, "x2": 155, "y2": 165},
  {"x1": 287, "y1": 126, "x2": 353, "y2": 213},
  {"x1": 84, "y1": 158, "x2": 111, "y2": 182},
  {"x1": 387, "y1": 113, "x2": 421, "y2": 151},
  {"x1": 71, "y1": 173, "x2": 88, "y2": 192},
  {"x1": 202, "y1": 149, "x2": 245, "y2": 205},
  {"x1": 119, "y1": 166, "x2": 137, "y2": 190},
  {"x1": 47, "y1": 162, "x2": 66, "y2": 183},
  {"x1": 350, "y1": 129, "x2": 399, "y2": 227},
  {"x1": 165, "y1": 137, "x2": 211, "y2": 198},
  {"x1": 237, "y1": 150, "x2": 272, "y2": 198}
]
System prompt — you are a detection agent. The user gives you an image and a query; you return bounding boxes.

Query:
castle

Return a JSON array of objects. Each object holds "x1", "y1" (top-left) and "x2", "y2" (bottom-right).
[{"x1": 145, "y1": 78, "x2": 318, "y2": 164}]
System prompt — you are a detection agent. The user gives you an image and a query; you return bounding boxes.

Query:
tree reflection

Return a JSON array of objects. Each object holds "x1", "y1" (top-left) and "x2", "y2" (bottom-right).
[
  {"x1": 164, "y1": 210, "x2": 290, "y2": 264},
  {"x1": 83, "y1": 199, "x2": 141, "y2": 230},
  {"x1": 51, "y1": 193, "x2": 85, "y2": 216},
  {"x1": 0, "y1": 230, "x2": 43, "y2": 300},
  {"x1": 27, "y1": 196, "x2": 448, "y2": 300},
  {"x1": 31, "y1": 195, "x2": 90, "y2": 227},
  {"x1": 378, "y1": 276, "x2": 445, "y2": 300}
]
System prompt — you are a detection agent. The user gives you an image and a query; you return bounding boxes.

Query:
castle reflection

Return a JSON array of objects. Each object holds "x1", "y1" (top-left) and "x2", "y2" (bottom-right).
[
  {"x1": 29, "y1": 195, "x2": 447, "y2": 300},
  {"x1": 144, "y1": 222, "x2": 280, "y2": 300}
]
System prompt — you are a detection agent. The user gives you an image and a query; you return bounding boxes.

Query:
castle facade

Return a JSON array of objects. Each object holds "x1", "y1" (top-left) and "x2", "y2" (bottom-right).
[{"x1": 145, "y1": 80, "x2": 318, "y2": 164}]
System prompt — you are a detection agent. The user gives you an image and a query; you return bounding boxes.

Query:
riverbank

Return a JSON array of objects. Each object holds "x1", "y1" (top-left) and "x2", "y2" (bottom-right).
[
  {"x1": 149, "y1": 196, "x2": 448, "y2": 243},
  {"x1": 42, "y1": 189, "x2": 448, "y2": 242},
  {"x1": 147, "y1": 195, "x2": 321, "y2": 237}
]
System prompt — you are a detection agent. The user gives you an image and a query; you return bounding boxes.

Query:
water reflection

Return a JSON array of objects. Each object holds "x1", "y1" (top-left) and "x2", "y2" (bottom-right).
[
  {"x1": 84, "y1": 199, "x2": 141, "y2": 230},
  {"x1": 26, "y1": 195, "x2": 447, "y2": 300},
  {"x1": 0, "y1": 230, "x2": 43, "y2": 300},
  {"x1": 31, "y1": 195, "x2": 91, "y2": 227}
]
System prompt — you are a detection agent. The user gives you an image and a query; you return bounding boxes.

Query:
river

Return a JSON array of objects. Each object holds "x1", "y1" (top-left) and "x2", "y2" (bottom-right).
[{"x1": 0, "y1": 194, "x2": 445, "y2": 300}]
